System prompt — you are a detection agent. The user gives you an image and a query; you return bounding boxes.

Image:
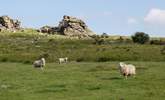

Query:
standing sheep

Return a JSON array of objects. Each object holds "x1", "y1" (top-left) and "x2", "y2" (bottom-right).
[
  {"x1": 33, "y1": 58, "x2": 46, "y2": 69},
  {"x1": 59, "y1": 57, "x2": 68, "y2": 64},
  {"x1": 119, "y1": 62, "x2": 136, "y2": 79}
]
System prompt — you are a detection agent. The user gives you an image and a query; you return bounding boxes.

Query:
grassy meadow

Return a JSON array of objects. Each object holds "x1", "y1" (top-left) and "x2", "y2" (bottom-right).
[
  {"x1": 0, "y1": 30, "x2": 165, "y2": 100},
  {"x1": 0, "y1": 62, "x2": 165, "y2": 100}
]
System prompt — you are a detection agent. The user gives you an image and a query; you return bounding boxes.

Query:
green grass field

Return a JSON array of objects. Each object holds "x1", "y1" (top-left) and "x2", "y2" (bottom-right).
[
  {"x1": 0, "y1": 62, "x2": 165, "y2": 100},
  {"x1": 0, "y1": 31, "x2": 165, "y2": 100}
]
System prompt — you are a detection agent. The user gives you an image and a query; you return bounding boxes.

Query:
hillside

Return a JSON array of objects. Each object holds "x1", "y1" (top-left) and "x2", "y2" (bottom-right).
[{"x1": 0, "y1": 30, "x2": 164, "y2": 63}]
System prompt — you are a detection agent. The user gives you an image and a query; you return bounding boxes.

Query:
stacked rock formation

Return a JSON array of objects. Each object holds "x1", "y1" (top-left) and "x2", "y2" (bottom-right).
[
  {"x1": 39, "y1": 15, "x2": 95, "y2": 38},
  {"x1": 58, "y1": 15, "x2": 95, "y2": 37},
  {"x1": 39, "y1": 25, "x2": 59, "y2": 34},
  {"x1": 0, "y1": 16, "x2": 21, "y2": 32}
]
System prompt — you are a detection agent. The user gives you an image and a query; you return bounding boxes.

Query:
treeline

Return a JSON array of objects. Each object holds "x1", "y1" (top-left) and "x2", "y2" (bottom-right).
[{"x1": 93, "y1": 32, "x2": 165, "y2": 45}]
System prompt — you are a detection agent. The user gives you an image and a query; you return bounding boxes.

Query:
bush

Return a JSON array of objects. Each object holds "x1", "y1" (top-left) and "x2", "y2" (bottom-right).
[
  {"x1": 150, "y1": 40, "x2": 165, "y2": 45},
  {"x1": 23, "y1": 60, "x2": 32, "y2": 64},
  {"x1": 101, "y1": 33, "x2": 109, "y2": 38},
  {"x1": 132, "y1": 32, "x2": 150, "y2": 44},
  {"x1": 39, "y1": 53, "x2": 49, "y2": 59},
  {"x1": 1, "y1": 58, "x2": 8, "y2": 62},
  {"x1": 161, "y1": 47, "x2": 165, "y2": 55},
  {"x1": 93, "y1": 35, "x2": 106, "y2": 45},
  {"x1": 76, "y1": 57, "x2": 84, "y2": 62},
  {"x1": 97, "y1": 57, "x2": 110, "y2": 62}
]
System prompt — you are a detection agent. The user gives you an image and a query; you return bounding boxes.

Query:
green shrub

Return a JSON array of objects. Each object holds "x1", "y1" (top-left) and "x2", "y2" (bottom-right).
[
  {"x1": 132, "y1": 32, "x2": 150, "y2": 44},
  {"x1": 76, "y1": 57, "x2": 84, "y2": 62},
  {"x1": 101, "y1": 33, "x2": 109, "y2": 38},
  {"x1": 161, "y1": 46, "x2": 165, "y2": 55},
  {"x1": 97, "y1": 57, "x2": 110, "y2": 62},
  {"x1": 23, "y1": 60, "x2": 32, "y2": 64},
  {"x1": 1, "y1": 58, "x2": 8, "y2": 62},
  {"x1": 150, "y1": 40, "x2": 165, "y2": 45},
  {"x1": 93, "y1": 35, "x2": 106, "y2": 45}
]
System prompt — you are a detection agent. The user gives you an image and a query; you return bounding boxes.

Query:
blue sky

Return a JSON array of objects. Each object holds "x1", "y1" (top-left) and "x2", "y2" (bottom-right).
[{"x1": 1, "y1": 0, "x2": 165, "y2": 37}]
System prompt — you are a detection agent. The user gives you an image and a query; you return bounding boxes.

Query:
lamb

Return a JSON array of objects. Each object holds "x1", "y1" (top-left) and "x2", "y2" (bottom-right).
[
  {"x1": 33, "y1": 58, "x2": 46, "y2": 69},
  {"x1": 59, "y1": 57, "x2": 68, "y2": 64},
  {"x1": 119, "y1": 62, "x2": 136, "y2": 79}
]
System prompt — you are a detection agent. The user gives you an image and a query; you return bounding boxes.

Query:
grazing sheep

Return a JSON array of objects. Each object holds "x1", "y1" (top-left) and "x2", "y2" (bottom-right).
[
  {"x1": 33, "y1": 58, "x2": 46, "y2": 69},
  {"x1": 119, "y1": 62, "x2": 136, "y2": 79},
  {"x1": 59, "y1": 57, "x2": 68, "y2": 64}
]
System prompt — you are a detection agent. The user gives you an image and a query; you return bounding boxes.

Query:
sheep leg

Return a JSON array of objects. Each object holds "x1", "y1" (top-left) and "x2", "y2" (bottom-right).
[
  {"x1": 125, "y1": 75, "x2": 127, "y2": 80},
  {"x1": 41, "y1": 67, "x2": 44, "y2": 70},
  {"x1": 40, "y1": 65, "x2": 44, "y2": 70}
]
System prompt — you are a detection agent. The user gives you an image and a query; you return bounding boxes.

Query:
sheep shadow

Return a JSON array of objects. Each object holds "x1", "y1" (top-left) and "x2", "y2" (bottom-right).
[{"x1": 100, "y1": 76, "x2": 122, "y2": 80}]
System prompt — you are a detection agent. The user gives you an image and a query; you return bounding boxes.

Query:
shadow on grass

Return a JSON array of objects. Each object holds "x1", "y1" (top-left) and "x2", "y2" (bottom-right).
[
  {"x1": 86, "y1": 86, "x2": 101, "y2": 91},
  {"x1": 36, "y1": 84, "x2": 67, "y2": 93},
  {"x1": 100, "y1": 77, "x2": 122, "y2": 80},
  {"x1": 86, "y1": 65, "x2": 111, "y2": 72}
]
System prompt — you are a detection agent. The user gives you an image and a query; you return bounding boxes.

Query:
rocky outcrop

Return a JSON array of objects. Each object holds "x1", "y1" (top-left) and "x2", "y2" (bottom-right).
[
  {"x1": 39, "y1": 15, "x2": 95, "y2": 38},
  {"x1": 0, "y1": 16, "x2": 21, "y2": 32},
  {"x1": 38, "y1": 26, "x2": 59, "y2": 34},
  {"x1": 58, "y1": 15, "x2": 95, "y2": 37}
]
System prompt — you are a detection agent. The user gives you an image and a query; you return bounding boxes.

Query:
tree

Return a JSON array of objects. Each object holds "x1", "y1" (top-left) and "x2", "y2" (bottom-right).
[
  {"x1": 131, "y1": 32, "x2": 150, "y2": 44},
  {"x1": 101, "y1": 32, "x2": 109, "y2": 38}
]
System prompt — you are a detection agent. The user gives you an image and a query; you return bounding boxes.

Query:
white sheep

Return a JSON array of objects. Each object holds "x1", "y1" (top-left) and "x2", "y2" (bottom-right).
[
  {"x1": 33, "y1": 58, "x2": 46, "y2": 69},
  {"x1": 59, "y1": 57, "x2": 68, "y2": 64},
  {"x1": 119, "y1": 62, "x2": 136, "y2": 79}
]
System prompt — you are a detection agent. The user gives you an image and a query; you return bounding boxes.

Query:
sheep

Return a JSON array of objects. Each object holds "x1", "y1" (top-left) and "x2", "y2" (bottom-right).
[
  {"x1": 59, "y1": 57, "x2": 68, "y2": 64},
  {"x1": 33, "y1": 58, "x2": 46, "y2": 69},
  {"x1": 119, "y1": 62, "x2": 136, "y2": 79}
]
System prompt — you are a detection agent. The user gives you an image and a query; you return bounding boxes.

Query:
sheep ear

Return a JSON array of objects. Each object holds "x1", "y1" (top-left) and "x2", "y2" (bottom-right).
[
  {"x1": 120, "y1": 63, "x2": 125, "y2": 67},
  {"x1": 119, "y1": 62, "x2": 123, "y2": 66}
]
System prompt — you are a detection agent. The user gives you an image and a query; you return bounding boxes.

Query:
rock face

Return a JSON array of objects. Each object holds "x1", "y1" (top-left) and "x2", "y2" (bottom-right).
[
  {"x1": 58, "y1": 15, "x2": 95, "y2": 37},
  {"x1": 39, "y1": 26, "x2": 59, "y2": 34},
  {"x1": 0, "y1": 16, "x2": 21, "y2": 32},
  {"x1": 39, "y1": 15, "x2": 95, "y2": 38}
]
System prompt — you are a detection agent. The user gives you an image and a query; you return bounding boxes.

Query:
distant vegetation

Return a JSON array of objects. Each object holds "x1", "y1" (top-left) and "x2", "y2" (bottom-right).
[
  {"x1": 131, "y1": 32, "x2": 150, "y2": 44},
  {"x1": 0, "y1": 30, "x2": 165, "y2": 63}
]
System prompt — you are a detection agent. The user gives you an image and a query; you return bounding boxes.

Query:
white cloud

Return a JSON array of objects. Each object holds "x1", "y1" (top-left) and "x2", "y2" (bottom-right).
[
  {"x1": 127, "y1": 18, "x2": 138, "y2": 24},
  {"x1": 144, "y1": 8, "x2": 165, "y2": 25}
]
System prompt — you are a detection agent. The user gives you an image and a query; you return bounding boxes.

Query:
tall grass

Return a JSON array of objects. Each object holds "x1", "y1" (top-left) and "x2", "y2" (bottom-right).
[{"x1": 0, "y1": 31, "x2": 165, "y2": 63}]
